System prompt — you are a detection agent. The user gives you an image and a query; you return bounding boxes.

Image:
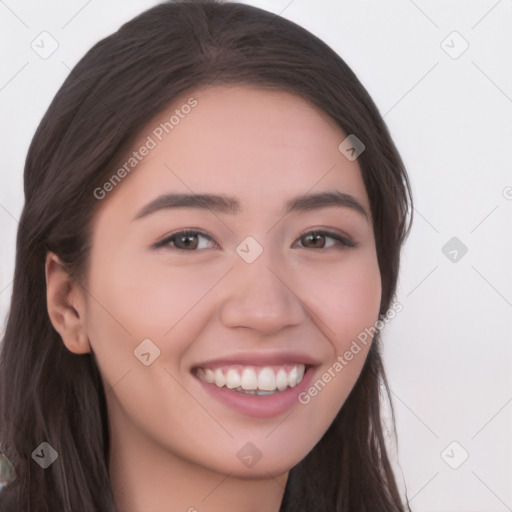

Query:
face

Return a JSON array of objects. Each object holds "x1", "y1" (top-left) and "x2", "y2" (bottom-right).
[{"x1": 82, "y1": 84, "x2": 381, "y2": 477}]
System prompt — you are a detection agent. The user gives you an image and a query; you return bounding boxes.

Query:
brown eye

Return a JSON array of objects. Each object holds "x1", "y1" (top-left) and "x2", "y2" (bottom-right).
[
  {"x1": 296, "y1": 230, "x2": 355, "y2": 249},
  {"x1": 302, "y1": 232, "x2": 327, "y2": 248},
  {"x1": 154, "y1": 230, "x2": 217, "y2": 251},
  {"x1": 173, "y1": 233, "x2": 200, "y2": 250}
]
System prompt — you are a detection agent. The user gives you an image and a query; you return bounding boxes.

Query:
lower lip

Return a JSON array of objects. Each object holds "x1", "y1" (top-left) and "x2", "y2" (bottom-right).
[{"x1": 193, "y1": 367, "x2": 315, "y2": 419}]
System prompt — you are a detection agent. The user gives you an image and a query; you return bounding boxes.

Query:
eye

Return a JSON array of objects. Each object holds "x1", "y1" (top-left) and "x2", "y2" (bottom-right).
[
  {"x1": 153, "y1": 228, "x2": 355, "y2": 252},
  {"x1": 294, "y1": 229, "x2": 355, "y2": 249},
  {"x1": 153, "y1": 230, "x2": 218, "y2": 251}
]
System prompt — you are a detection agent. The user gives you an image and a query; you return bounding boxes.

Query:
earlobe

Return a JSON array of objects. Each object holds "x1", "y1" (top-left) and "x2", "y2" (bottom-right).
[{"x1": 45, "y1": 252, "x2": 91, "y2": 355}]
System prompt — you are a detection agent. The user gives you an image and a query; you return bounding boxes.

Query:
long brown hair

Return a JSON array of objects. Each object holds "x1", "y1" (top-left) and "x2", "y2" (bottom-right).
[{"x1": 0, "y1": 1, "x2": 413, "y2": 510}]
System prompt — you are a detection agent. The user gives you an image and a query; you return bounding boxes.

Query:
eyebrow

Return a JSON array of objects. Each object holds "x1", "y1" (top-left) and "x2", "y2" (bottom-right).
[{"x1": 133, "y1": 190, "x2": 370, "y2": 222}]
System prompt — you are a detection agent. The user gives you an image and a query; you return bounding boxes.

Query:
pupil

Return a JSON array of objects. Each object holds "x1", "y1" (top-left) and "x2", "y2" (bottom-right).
[
  {"x1": 180, "y1": 234, "x2": 197, "y2": 249},
  {"x1": 307, "y1": 234, "x2": 324, "y2": 248}
]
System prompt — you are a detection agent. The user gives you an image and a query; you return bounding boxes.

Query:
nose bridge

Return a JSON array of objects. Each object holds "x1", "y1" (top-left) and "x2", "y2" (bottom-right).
[{"x1": 219, "y1": 236, "x2": 305, "y2": 334}]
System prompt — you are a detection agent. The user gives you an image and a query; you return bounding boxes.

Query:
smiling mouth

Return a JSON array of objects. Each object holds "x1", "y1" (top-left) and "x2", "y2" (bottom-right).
[{"x1": 193, "y1": 364, "x2": 307, "y2": 395}]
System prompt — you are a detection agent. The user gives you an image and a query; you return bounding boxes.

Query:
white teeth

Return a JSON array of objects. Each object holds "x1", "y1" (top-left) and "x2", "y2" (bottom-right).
[
  {"x1": 214, "y1": 368, "x2": 225, "y2": 387},
  {"x1": 240, "y1": 367, "x2": 258, "y2": 390},
  {"x1": 257, "y1": 367, "x2": 276, "y2": 391},
  {"x1": 288, "y1": 364, "x2": 305, "y2": 386},
  {"x1": 296, "y1": 364, "x2": 305, "y2": 384},
  {"x1": 287, "y1": 366, "x2": 298, "y2": 387},
  {"x1": 197, "y1": 364, "x2": 308, "y2": 393},
  {"x1": 276, "y1": 368, "x2": 289, "y2": 391},
  {"x1": 225, "y1": 368, "x2": 241, "y2": 389}
]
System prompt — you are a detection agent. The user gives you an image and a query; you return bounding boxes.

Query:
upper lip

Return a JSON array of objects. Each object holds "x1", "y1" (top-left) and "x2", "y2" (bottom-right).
[{"x1": 192, "y1": 351, "x2": 322, "y2": 370}]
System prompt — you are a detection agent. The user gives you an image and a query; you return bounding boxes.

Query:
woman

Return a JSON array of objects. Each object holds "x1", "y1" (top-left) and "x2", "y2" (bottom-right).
[{"x1": 0, "y1": 1, "x2": 413, "y2": 510}]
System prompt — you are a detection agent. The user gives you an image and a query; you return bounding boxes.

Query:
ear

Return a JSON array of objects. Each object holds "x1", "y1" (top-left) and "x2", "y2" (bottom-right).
[{"x1": 45, "y1": 252, "x2": 91, "y2": 355}]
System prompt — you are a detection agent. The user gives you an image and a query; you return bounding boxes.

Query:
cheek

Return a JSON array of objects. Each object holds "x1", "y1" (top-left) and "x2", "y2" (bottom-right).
[
  {"x1": 87, "y1": 250, "x2": 221, "y2": 338},
  {"x1": 83, "y1": 251, "x2": 227, "y2": 389},
  {"x1": 291, "y1": 251, "x2": 381, "y2": 428},
  {"x1": 83, "y1": 260, "x2": 210, "y2": 448},
  {"x1": 299, "y1": 250, "x2": 382, "y2": 346},
  {"x1": 333, "y1": 266, "x2": 382, "y2": 344}
]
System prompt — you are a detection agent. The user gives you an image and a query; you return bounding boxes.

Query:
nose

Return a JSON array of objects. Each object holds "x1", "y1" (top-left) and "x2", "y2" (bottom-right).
[{"x1": 219, "y1": 251, "x2": 305, "y2": 335}]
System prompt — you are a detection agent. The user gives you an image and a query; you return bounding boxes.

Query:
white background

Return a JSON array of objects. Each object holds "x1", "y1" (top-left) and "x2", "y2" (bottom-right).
[{"x1": 0, "y1": 1, "x2": 511, "y2": 510}]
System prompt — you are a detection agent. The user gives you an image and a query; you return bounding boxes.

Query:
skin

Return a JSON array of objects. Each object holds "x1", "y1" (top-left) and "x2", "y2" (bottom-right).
[{"x1": 45, "y1": 84, "x2": 382, "y2": 512}]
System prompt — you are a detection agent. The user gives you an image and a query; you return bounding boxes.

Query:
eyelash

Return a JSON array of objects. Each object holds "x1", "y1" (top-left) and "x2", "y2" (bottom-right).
[{"x1": 153, "y1": 229, "x2": 356, "y2": 251}]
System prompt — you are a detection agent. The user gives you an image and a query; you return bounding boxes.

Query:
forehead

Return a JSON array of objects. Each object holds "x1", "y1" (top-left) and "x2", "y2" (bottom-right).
[{"x1": 97, "y1": 84, "x2": 369, "y2": 218}]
